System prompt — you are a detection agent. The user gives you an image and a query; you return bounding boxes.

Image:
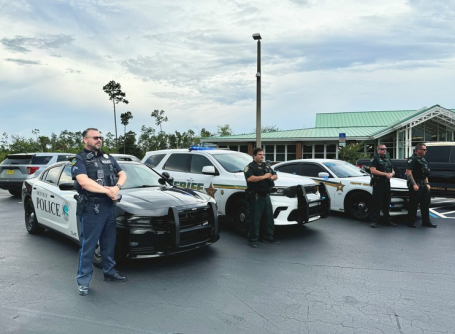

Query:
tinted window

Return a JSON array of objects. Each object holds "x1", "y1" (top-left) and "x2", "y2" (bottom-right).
[
  {"x1": 144, "y1": 154, "x2": 166, "y2": 168},
  {"x1": 212, "y1": 152, "x2": 252, "y2": 173},
  {"x1": 190, "y1": 155, "x2": 213, "y2": 174},
  {"x1": 43, "y1": 166, "x2": 63, "y2": 185},
  {"x1": 59, "y1": 166, "x2": 73, "y2": 184},
  {"x1": 301, "y1": 164, "x2": 326, "y2": 177},
  {"x1": 1, "y1": 155, "x2": 33, "y2": 164},
  {"x1": 424, "y1": 146, "x2": 451, "y2": 163},
  {"x1": 275, "y1": 163, "x2": 300, "y2": 175},
  {"x1": 31, "y1": 156, "x2": 53, "y2": 165},
  {"x1": 164, "y1": 154, "x2": 191, "y2": 172},
  {"x1": 57, "y1": 155, "x2": 73, "y2": 162}
]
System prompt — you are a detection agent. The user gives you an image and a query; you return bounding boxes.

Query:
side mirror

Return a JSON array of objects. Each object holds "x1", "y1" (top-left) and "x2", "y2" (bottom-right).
[
  {"x1": 161, "y1": 172, "x2": 174, "y2": 185},
  {"x1": 318, "y1": 172, "x2": 330, "y2": 180},
  {"x1": 202, "y1": 166, "x2": 218, "y2": 175}
]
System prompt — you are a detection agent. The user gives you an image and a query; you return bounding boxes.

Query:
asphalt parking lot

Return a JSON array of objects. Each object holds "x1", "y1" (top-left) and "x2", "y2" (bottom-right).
[{"x1": 0, "y1": 189, "x2": 454, "y2": 334}]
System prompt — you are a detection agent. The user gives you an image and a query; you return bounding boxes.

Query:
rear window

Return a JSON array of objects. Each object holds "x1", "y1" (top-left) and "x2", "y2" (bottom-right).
[{"x1": 1, "y1": 155, "x2": 33, "y2": 165}]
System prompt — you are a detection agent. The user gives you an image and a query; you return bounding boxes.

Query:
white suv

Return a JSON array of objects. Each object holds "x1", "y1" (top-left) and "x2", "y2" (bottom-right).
[{"x1": 142, "y1": 147, "x2": 330, "y2": 235}]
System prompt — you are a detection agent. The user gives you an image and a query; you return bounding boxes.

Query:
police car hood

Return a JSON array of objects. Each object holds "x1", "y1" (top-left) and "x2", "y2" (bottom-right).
[
  {"x1": 273, "y1": 172, "x2": 317, "y2": 186},
  {"x1": 337, "y1": 175, "x2": 408, "y2": 189},
  {"x1": 117, "y1": 186, "x2": 213, "y2": 215}
]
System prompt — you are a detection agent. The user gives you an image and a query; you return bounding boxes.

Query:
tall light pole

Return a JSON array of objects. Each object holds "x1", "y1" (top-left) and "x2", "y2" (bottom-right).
[{"x1": 252, "y1": 33, "x2": 262, "y2": 149}]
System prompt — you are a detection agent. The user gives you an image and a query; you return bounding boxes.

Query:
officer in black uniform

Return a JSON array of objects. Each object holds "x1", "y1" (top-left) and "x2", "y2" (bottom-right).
[
  {"x1": 72, "y1": 128, "x2": 127, "y2": 296},
  {"x1": 244, "y1": 147, "x2": 279, "y2": 248},
  {"x1": 369, "y1": 144, "x2": 397, "y2": 228},
  {"x1": 406, "y1": 143, "x2": 436, "y2": 228}
]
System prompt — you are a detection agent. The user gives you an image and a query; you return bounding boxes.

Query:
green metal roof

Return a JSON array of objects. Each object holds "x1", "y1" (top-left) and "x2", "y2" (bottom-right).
[{"x1": 315, "y1": 110, "x2": 416, "y2": 128}]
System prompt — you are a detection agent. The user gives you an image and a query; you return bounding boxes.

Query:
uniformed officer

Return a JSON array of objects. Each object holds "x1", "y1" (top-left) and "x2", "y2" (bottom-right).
[
  {"x1": 244, "y1": 147, "x2": 279, "y2": 248},
  {"x1": 369, "y1": 144, "x2": 397, "y2": 228},
  {"x1": 72, "y1": 128, "x2": 127, "y2": 296},
  {"x1": 406, "y1": 143, "x2": 436, "y2": 228}
]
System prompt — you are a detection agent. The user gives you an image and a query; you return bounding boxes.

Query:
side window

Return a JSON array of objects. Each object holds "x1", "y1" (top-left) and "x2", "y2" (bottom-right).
[
  {"x1": 190, "y1": 155, "x2": 213, "y2": 174},
  {"x1": 163, "y1": 154, "x2": 191, "y2": 172},
  {"x1": 58, "y1": 166, "x2": 73, "y2": 184},
  {"x1": 425, "y1": 146, "x2": 451, "y2": 163},
  {"x1": 43, "y1": 166, "x2": 64, "y2": 185},
  {"x1": 57, "y1": 155, "x2": 72, "y2": 162},
  {"x1": 275, "y1": 163, "x2": 300, "y2": 175},
  {"x1": 300, "y1": 164, "x2": 326, "y2": 177},
  {"x1": 144, "y1": 154, "x2": 166, "y2": 168}
]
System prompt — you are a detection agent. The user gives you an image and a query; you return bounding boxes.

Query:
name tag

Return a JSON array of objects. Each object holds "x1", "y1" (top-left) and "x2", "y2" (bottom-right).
[{"x1": 101, "y1": 159, "x2": 112, "y2": 164}]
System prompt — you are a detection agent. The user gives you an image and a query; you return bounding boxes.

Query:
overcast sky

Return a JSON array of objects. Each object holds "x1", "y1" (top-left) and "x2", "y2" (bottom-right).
[{"x1": 1, "y1": 0, "x2": 455, "y2": 140}]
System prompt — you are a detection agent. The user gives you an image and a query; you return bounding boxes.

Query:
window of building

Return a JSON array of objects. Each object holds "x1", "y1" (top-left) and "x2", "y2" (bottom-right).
[
  {"x1": 263, "y1": 144, "x2": 298, "y2": 162},
  {"x1": 302, "y1": 145, "x2": 312, "y2": 159},
  {"x1": 314, "y1": 145, "x2": 324, "y2": 158},
  {"x1": 287, "y1": 145, "x2": 296, "y2": 160},
  {"x1": 326, "y1": 144, "x2": 337, "y2": 159}
]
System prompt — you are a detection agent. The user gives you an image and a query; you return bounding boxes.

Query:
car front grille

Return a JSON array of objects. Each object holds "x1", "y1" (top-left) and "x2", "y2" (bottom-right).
[{"x1": 178, "y1": 207, "x2": 210, "y2": 228}]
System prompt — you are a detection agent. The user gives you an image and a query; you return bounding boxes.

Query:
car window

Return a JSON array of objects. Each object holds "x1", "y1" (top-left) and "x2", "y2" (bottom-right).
[
  {"x1": 211, "y1": 152, "x2": 252, "y2": 173},
  {"x1": 275, "y1": 163, "x2": 300, "y2": 175},
  {"x1": 144, "y1": 154, "x2": 166, "y2": 168},
  {"x1": 322, "y1": 161, "x2": 364, "y2": 178},
  {"x1": 163, "y1": 154, "x2": 191, "y2": 172},
  {"x1": 1, "y1": 155, "x2": 33, "y2": 164},
  {"x1": 190, "y1": 155, "x2": 213, "y2": 174},
  {"x1": 43, "y1": 165, "x2": 64, "y2": 185},
  {"x1": 424, "y1": 146, "x2": 451, "y2": 163},
  {"x1": 31, "y1": 156, "x2": 53, "y2": 165},
  {"x1": 57, "y1": 155, "x2": 73, "y2": 162},
  {"x1": 300, "y1": 164, "x2": 326, "y2": 177},
  {"x1": 59, "y1": 166, "x2": 73, "y2": 184}
]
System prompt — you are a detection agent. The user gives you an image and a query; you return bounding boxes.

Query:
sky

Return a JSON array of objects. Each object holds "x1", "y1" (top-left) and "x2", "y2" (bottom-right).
[{"x1": 1, "y1": 0, "x2": 455, "y2": 141}]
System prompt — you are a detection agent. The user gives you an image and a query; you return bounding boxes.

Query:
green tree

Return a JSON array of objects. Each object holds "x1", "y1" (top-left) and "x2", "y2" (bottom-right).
[
  {"x1": 217, "y1": 124, "x2": 233, "y2": 136},
  {"x1": 151, "y1": 109, "x2": 168, "y2": 132},
  {"x1": 200, "y1": 128, "x2": 214, "y2": 137},
  {"x1": 120, "y1": 111, "x2": 133, "y2": 154},
  {"x1": 339, "y1": 142, "x2": 369, "y2": 164},
  {"x1": 103, "y1": 80, "x2": 129, "y2": 152}
]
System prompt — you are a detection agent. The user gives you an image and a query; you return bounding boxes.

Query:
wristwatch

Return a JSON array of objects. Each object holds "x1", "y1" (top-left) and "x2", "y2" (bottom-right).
[{"x1": 116, "y1": 184, "x2": 122, "y2": 190}]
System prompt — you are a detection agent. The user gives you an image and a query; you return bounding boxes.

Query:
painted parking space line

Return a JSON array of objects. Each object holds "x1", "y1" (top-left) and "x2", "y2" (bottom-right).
[{"x1": 430, "y1": 209, "x2": 446, "y2": 218}]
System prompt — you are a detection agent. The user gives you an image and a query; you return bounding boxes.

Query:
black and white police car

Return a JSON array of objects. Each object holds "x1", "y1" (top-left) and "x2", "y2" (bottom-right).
[{"x1": 22, "y1": 159, "x2": 219, "y2": 263}]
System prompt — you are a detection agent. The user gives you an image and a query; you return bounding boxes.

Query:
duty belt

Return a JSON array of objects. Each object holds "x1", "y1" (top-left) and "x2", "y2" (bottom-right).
[
  {"x1": 87, "y1": 197, "x2": 112, "y2": 203},
  {"x1": 414, "y1": 179, "x2": 427, "y2": 185}
]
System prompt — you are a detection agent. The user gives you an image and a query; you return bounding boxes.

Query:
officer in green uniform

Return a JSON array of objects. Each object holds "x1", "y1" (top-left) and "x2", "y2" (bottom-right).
[
  {"x1": 369, "y1": 144, "x2": 397, "y2": 228},
  {"x1": 244, "y1": 147, "x2": 279, "y2": 248},
  {"x1": 406, "y1": 143, "x2": 436, "y2": 228}
]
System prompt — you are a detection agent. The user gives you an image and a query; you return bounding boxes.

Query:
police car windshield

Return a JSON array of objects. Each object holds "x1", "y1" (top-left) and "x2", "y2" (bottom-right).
[
  {"x1": 119, "y1": 163, "x2": 166, "y2": 188},
  {"x1": 212, "y1": 152, "x2": 252, "y2": 173},
  {"x1": 323, "y1": 161, "x2": 366, "y2": 178}
]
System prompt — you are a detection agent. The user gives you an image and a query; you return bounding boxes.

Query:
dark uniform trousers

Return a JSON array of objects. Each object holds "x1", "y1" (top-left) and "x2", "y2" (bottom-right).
[
  {"x1": 408, "y1": 184, "x2": 431, "y2": 224},
  {"x1": 248, "y1": 194, "x2": 275, "y2": 243},
  {"x1": 77, "y1": 200, "x2": 117, "y2": 286},
  {"x1": 370, "y1": 178, "x2": 392, "y2": 224}
]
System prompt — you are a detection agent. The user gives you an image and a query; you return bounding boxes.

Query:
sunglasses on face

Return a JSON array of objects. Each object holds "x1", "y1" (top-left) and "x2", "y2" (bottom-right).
[
  {"x1": 378, "y1": 148, "x2": 387, "y2": 150},
  {"x1": 419, "y1": 149, "x2": 427, "y2": 151},
  {"x1": 86, "y1": 136, "x2": 103, "y2": 141}
]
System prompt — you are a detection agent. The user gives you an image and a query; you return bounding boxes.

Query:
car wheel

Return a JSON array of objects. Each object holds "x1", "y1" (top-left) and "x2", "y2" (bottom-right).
[
  {"x1": 233, "y1": 198, "x2": 249, "y2": 237},
  {"x1": 9, "y1": 189, "x2": 21, "y2": 197},
  {"x1": 93, "y1": 242, "x2": 103, "y2": 268},
  {"x1": 25, "y1": 199, "x2": 44, "y2": 234},
  {"x1": 346, "y1": 192, "x2": 371, "y2": 220}
]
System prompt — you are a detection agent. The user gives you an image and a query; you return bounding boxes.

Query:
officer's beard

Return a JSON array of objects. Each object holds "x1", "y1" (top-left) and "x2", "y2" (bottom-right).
[{"x1": 86, "y1": 143, "x2": 101, "y2": 153}]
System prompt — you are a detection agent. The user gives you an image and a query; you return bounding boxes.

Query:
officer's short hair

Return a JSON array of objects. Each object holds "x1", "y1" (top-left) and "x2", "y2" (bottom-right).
[
  {"x1": 415, "y1": 143, "x2": 426, "y2": 151},
  {"x1": 253, "y1": 147, "x2": 264, "y2": 156},
  {"x1": 82, "y1": 128, "x2": 99, "y2": 138}
]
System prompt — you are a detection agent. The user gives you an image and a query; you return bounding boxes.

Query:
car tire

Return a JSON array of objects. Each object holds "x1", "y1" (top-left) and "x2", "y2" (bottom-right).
[
  {"x1": 346, "y1": 192, "x2": 371, "y2": 220},
  {"x1": 9, "y1": 189, "x2": 21, "y2": 197},
  {"x1": 93, "y1": 242, "x2": 103, "y2": 268},
  {"x1": 233, "y1": 198, "x2": 249, "y2": 237},
  {"x1": 25, "y1": 199, "x2": 44, "y2": 234}
]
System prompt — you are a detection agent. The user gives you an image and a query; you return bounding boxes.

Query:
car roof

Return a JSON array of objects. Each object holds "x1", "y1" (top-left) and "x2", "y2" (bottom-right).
[
  {"x1": 276, "y1": 159, "x2": 341, "y2": 165},
  {"x1": 145, "y1": 149, "x2": 247, "y2": 155}
]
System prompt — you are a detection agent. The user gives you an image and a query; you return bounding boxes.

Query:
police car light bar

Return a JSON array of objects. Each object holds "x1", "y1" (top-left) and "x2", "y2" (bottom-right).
[{"x1": 189, "y1": 143, "x2": 217, "y2": 151}]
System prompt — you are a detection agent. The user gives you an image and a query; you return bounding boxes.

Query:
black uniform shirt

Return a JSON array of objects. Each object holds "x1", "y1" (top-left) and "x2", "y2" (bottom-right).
[
  {"x1": 406, "y1": 153, "x2": 429, "y2": 180},
  {"x1": 370, "y1": 155, "x2": 394, "y2": 178},
  {"x1": 244, "y1": 161, "x2": 276, "y2": 193}
]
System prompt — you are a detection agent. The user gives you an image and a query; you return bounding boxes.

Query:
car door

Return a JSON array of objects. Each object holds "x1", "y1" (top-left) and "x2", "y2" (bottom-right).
[
  {"x1": 187, "y1": 153, "x2": 219, "y2": 197},
  {"x1": 299, "y1": 163, "x2": 339, "y2": 209},
  {"x1": 55, "y1": 165, "x2": 79, "y2": 241}
]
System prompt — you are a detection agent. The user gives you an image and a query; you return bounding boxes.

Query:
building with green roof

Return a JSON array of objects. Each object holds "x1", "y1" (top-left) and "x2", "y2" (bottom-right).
[{"x1": 201, "y1": 105, "x2": 455, "y2": 161}]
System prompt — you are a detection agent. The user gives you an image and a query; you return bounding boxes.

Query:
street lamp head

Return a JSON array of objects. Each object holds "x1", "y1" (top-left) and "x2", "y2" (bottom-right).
[{"x1": 252, "y1": 33, "x2": 262, "y2": 40}]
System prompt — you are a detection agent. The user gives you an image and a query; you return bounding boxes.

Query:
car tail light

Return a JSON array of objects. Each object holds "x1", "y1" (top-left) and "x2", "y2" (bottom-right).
[{"x1": 27, "y1": 167, "x2": 39, "y2": 174}]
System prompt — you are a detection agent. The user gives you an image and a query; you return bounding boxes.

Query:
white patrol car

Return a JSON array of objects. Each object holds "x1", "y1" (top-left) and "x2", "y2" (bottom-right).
[
  {"x1": 273, "y1": 159, "x2": 410, "y2": 220},
  {"x1": 142, "y1": 147, "x2": 330, "y2": 236}
]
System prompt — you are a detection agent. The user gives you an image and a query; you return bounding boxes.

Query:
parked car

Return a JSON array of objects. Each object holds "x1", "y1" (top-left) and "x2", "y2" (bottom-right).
[
  {"x1": 0, "y1": 153, "x2": 75, "y2": 197},
  {"x1": 274, "y1": 159, "x2": 409, "y2": 220},
  {"x1": 22, "y1": 160, "x2": 219, "y2": 263},
  {"x1": 110, "y1": 153, "x2": 142, "y2": 163},
  {"x1": 142, "y1": 147, "x2": 330, "y2": 236}
]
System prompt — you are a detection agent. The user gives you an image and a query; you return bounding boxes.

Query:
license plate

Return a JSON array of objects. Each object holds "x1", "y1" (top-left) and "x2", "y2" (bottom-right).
[{"x1": 7, "y1": 170, "x2": 15, "y2": 175}]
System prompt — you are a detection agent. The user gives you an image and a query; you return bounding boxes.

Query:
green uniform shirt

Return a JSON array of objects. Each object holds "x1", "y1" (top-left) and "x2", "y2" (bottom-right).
[
  {"x1": 406, "y1": 153, "x2": 429, "y2": 181},
  {"x1": 244, "y1": 161, "x2": 276, "y2": 193},
  {"x1": 370, "y1": 155, "x2": 394, "y2": 177}
]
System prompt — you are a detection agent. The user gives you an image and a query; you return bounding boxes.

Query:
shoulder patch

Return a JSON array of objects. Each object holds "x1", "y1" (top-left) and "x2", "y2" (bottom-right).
[
  {"x1": 407, "y1": 158, "x2": 412, "y2": 163},
  {"x1": 244, "y1": 166, "x2": 249, "y2": 173},
  {"x1": 71, "y1": 158, "x2": 77, "y2": 166}
]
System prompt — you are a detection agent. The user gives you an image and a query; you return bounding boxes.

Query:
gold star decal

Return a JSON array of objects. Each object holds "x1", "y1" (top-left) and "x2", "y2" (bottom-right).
[
  {"x1": 336, "y1": 182, "x2": 345, "y2": 192},
  {"x1": 205, "y1": 183, "x2": 218, "y2": 198}
]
